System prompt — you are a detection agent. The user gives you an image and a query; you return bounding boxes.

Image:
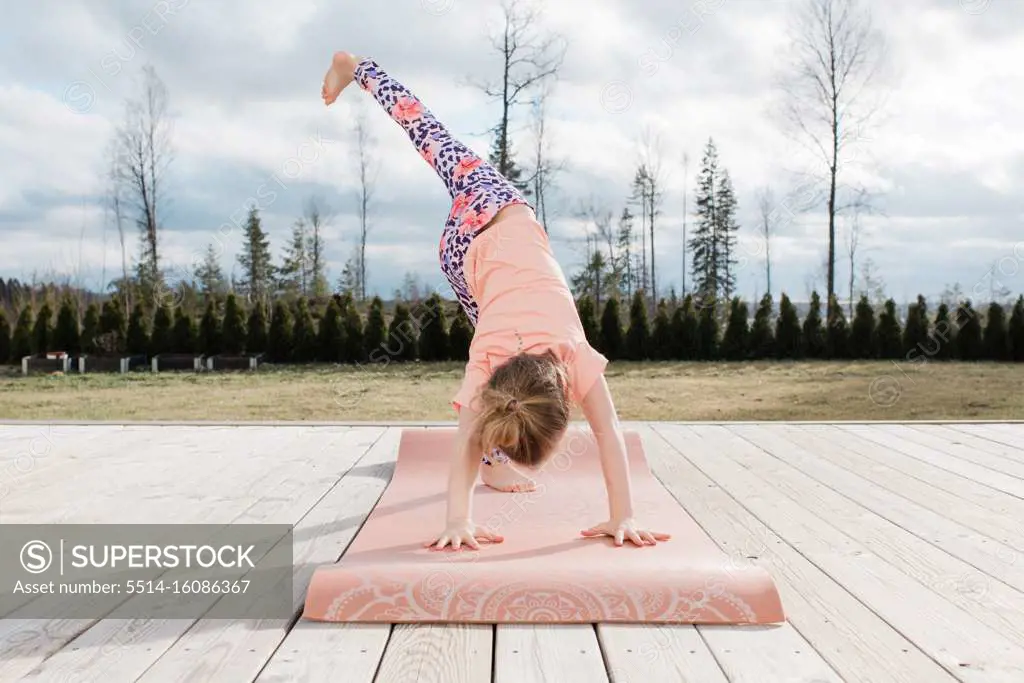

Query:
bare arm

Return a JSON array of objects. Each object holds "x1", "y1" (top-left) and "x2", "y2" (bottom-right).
[
  {"x1": 580, "y1": 375, "x2": 670, "y2": 546},
  {"x1": 580, "y1": 375, "x2": 634, "y2": 521}
]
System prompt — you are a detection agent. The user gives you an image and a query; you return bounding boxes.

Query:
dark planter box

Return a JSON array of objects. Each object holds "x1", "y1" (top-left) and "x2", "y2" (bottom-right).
[
  {"x1": 207, "y1": 354, "x2": 262, "y2": 371},
  {"x1": 126, "y1": 355, "x2": 149, "y2": 372},
  {"x1": 22, "y1": 356, "x2": 71, "y2": 375},
  {"x1": 152, "y1": 354, "x2": 204, "y2": 372},
  {"x1": 79, "y1": 356, "x2": 128, "y2": 373}
]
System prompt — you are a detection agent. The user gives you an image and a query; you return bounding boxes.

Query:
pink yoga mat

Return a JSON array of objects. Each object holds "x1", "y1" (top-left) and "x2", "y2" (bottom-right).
[{"x1": 303, "y1": 428, "x2": 785, "y2": 623}]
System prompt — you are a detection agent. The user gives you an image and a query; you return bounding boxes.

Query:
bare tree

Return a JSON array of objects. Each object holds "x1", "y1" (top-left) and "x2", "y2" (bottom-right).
[
  {"x1": 105, "y1": 144, "x2": 131, "y2": 316},
  {"x1": 112, "y1": 64, "x2": 174, "y2": 303},
  {"x1": 844, "y1": 209, "x2": 862, "y2": 318},
  {"x1": 757, "y1": 186, "x2": 777, "y2": 298},
  {"x1": 353, "y1": 103, "x2": 378, "y2": 302},
  {"x1": 473, "y1": 0, "x2": 566, "y2": 187},
  {"x1": 638, "y1": 128, "x2": 666, "y2": 302},
  {"x1": 304, "y1": 196, "x2": 332, "y2": 299},
  {"x1": 681, "y1": 151, "x2": 690, "y2": 297},
  {"x1": 527, "y1": 83, "x2": 564, "y2": 233},
  {"x1": 779, "y1": 0, "x2": 886, "y2": 301}
]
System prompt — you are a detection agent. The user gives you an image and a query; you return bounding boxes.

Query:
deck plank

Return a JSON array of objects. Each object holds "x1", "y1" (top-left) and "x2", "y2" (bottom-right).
[
  {"x1": 135, "y1": 427, "x2": 404, "y2": 682},
  {"x1": 943, "y1": 424, "x2": 1024, "y2": 460},
  {"x1": 12, "y1": 427, "x2": 383, "y2": 683},
  {"x1": 375, "y1": 624, "x2": 491, "y2": 683},
  {"x1": 840, "y1": 424, "x2": 1024, "y2": 499},
  {"x1": 597, "y1": 625, "x2": 728, "y2": 683},
  {"x1": 0, "y1": 426, "x2": 329, "y2": 680},
  {"x1": 495, "y1": 625, "x2": 608, "y2": 683},
  {"x1": 254, "y1": 622, "x2": 390, "y2": 682},
  {"x1": 879, "y1": 424, "x2": 1024, "y2": 479},
  {"x1": 643, "y1": 424, "x2": 917, "y2": 683},
  {"x1": 785, "y1": 424, "x2": 1024, "y2": 529},
  {"x1": 668, "y1": 423, "x2": 1024, "y2": 682}
]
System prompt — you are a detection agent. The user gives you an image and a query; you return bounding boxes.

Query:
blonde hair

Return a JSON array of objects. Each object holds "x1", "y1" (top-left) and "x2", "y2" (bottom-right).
[{"x1": 473, "y1": 350, "x2": 570, "y2": 467}]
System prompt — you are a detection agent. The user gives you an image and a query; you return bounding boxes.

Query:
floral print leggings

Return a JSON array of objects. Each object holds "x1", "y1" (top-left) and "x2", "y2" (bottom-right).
[{"x1": 354, "y1": 58, "x2": 526, "y2": 466}]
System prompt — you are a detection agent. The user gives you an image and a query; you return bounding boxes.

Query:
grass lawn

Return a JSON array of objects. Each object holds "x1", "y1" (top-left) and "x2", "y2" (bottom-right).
[{"x1": 1, "y1": 360, "x2": 1022, "y2": 422}]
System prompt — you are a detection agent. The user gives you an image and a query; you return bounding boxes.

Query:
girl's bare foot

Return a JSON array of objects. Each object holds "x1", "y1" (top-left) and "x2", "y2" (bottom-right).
[
  {"x1": 322, "y1": 51, "x2": 358, "y2": 105},
  {"x1": 481, "y1": 459, "x2": 537, "y2": 493}
]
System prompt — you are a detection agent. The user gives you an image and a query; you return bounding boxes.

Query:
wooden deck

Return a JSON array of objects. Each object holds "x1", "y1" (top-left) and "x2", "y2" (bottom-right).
[{"x1": 1, "y1": 421, "x2": 1023, "y2": 682}]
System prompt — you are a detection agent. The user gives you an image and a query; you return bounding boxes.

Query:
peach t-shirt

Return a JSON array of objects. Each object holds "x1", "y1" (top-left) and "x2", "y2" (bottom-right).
[{"x1": 452, "y1": 207, "x2": 608, "y2": 412}]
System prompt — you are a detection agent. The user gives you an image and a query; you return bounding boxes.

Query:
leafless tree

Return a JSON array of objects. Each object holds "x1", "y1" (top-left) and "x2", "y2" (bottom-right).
[
  {"x1": 105, "y1": 143, "x2": 131, "y2": 316},
  {"x1": 779, "y1": 0, "x2": 886, "y2": 301},
  {"x1": 527, "y1": 83, "x2": 564, "y2": 233},
  {"x1": 304, "y1": 196, "x2": 332, "y2": 300},
  {"x1": 756, "y1": 186, "x2": 777, "y2": 299},
  {"x1": 638, "y1": 127, "x2": 666, "y2": 301},
  {"x1": 353, "y1": 103, "x2": 378, "y2": 302},
  {"x1": 111, "y1": 64, "x2": 174, "y2": 304},
  {"x1": 472, "y1": 0, "x2": 566, "y2": 184}
]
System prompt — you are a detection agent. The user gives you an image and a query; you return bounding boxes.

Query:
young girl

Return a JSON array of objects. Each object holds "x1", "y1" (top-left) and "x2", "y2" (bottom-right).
[{"x1": 323, "y1": 52, "x2": 669, "y2": 551}]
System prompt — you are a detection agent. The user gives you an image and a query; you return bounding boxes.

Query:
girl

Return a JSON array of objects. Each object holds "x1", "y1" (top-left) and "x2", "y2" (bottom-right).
[{"x1": 322, "y1": 52, "x2": 669, "y2": 551}]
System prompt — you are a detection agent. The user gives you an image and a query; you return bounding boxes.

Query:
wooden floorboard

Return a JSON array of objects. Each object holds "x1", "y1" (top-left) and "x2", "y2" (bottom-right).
[
  {"x1": 4, "y1": 422, "x2": 1023, "y2": 682},
  {"x1": 642, "y1": 424, "x2": 940, "y2": 683},
  {"x1": 671, "y1": 423, "x2": 1024, "y2": 682}
]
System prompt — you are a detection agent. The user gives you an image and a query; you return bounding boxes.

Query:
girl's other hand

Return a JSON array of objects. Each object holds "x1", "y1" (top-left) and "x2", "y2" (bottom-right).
[
  {"x1": 425, "y1": 521, "x2": 504, "y2": 551},
  {"x1": 581, "y1": 518, "x2": 671, "y2": 547}
]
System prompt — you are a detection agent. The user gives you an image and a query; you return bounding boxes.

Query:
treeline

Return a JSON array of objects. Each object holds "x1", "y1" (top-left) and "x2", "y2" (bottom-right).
[
  {"x1": 0, "y1": 291, "x2": 474, "y2": 365},
  {"x1": 3, "y1": 287, "x2": 1024, "y2": 366},
  {"x1": 575, "y1": 291, "x2": 1024, "y2": 363}
]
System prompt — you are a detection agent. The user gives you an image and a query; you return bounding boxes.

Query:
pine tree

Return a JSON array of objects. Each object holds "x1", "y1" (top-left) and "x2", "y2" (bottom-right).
[
  {"x1": 1010, "y1": 296, "x2": 1024, "y2": 362},
  {"x1": 364, "y1": 296, "x2": 388, "y2": 359},
  {"x1": 81, "y1": 303, "x2": 100, "y2": 355},
  {"x1": 246, "y1": 301, "x2": 269, "y2": 354},
  {"x1": 955, "y1": 301, "x2": 982, "y2": 360},
  {"x1": 650, "y1": 299, "x2": 672, "y2": 360},
  {"x1": 448, "y1": 305, "x2": 473, "y2": 361},
  {"x1": 983, "y1": 302, "x2": 1010, "y2": 361},
  {"x1": 716, "y1": 168, "x2": 740, "y2": 301},
  {"x1": 576, "y1": 297, "x2": 601, "y2": 350},
  {"x1": 342, "y1": 298, "x2": 365, "y2": 363},
  {"x1": 849, "y1": 295, "x2": 876, "y2": 359},
  {"x1": 749, "y1": 294, "x2": 775, "y2": 359},
  {"x1": 670, "y1": 295, "x2": 700, "y2": 360},
  {"x1": 99, "y1": 300, "x2": 127, "y2": 354},
  {"x1": 902, "y1": 295, "x2": 929, "y2": 358},
  {"x1": 53, "y1": 299, "x2": 80, "y2": 355},
  {"x1": 32, "y1": 302, "x2": 53, "y2": 355},
  {"x1": 599, "y1": 297, "x2": 624, "y2": 361},
  {"x1": 775, "y1": 293, "x2": 802, "y2": 359},
  {"x1": 721, "y1": 297, "x2": 750, "y2": 360},
  {"x1": 267, "y1": 301, "x2": 294, "y2": 362},
  {"x1": 221, "y1": 293, "x2": 248, "y2": 354},
  {"x1": 875, "y1": 299, "x2": 903, "y2": 360},
  {"x1": 150, "y1": 304, "x2": 174, "y2": 355},
  {"x1": 625, "y1": 290, "x2": 650, "y2": 360},
  {"x1": 932, "y1": 303, "x2": 955, "y2": 360},
  {"x1": 697, "y1": 304, "x2": 719, "y2": 360},
  {"x1": 388, "y1": 303, "x2": 418, "y2": 362},
  {"x1": 291, "y1": 298, "x2": 317, "y2": 362},
  {"x1": 825, "y1": 294, "x2": 849, "y2": 359},
  {"x1": 0, "y1": 310, "x2": 11, "y2": 363},
  {"x1": 194, "y1": 243, "x2": 227, "y2": 300},
  {"x1": 689, "y1": 138, "x2": 722, "y2": 308},
  {"x1": 488, "y1": 125, "x2": 530, "y2": 195},
  {"x1": 278, "y1": 219, "x2": 309, "y2": 297},
  {"x1": 172, "y1": 310, "x2": 197, "y2": 353},
  {"x1": 802, "y1": 291, "x2": 826, "y2": 359},
  {"x1": 417, "y1": 294, "x2": 449, "y2": 362},
  {"x1": 319, "y1": 299, "x2": 345, "y2": 362},
  {"x1": 198, "y1": 300, "x2": 221, "y2": 356},
  {"x1": 11, "y1": 304, "x2": 33, "y2": 360},
  {"x1": 125, "y1": 303, "x2": 150, "y2": 355},
  {"x1": 237, "y1": 206, "x2": 275, "y2": 304}
]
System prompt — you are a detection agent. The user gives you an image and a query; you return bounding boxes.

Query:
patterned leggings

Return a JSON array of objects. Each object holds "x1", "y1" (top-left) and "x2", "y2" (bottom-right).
[{"x1": 354, "y1": 58, "x2": 524, "y2": 466}]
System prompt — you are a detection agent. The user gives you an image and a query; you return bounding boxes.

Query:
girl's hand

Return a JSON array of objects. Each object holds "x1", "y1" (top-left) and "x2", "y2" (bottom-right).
[
  {"x1": 581, "y1": 518, "x2": 671, "y2": 547},
  {"x1": 425, "y1": 521, "x2": 504, "y2": 551}
]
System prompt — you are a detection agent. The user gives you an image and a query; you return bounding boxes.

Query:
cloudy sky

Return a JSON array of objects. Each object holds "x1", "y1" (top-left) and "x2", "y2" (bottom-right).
[{"x1": 1, "y1": 0, "x2": 1021, "y2": 305}]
